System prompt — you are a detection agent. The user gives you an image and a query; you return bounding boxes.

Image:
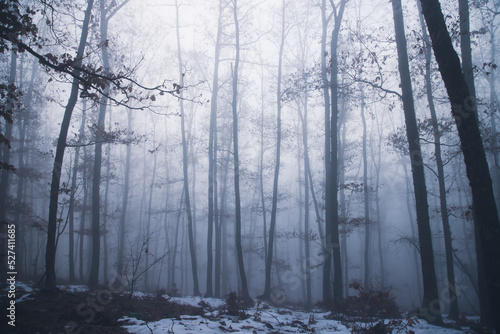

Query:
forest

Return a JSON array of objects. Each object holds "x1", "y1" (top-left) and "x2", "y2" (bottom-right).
[{"x1": 1, "y1": 0, "x2": 500, "y2": 333}]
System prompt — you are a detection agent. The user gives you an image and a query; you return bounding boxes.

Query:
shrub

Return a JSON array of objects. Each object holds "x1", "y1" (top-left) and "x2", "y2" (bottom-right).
[
  {"x1": 224, "y1": 291, "x2": 246, "y2": 318},
  {"x1": 328, "y1": 280, "x2": 400, "y2": 320}
]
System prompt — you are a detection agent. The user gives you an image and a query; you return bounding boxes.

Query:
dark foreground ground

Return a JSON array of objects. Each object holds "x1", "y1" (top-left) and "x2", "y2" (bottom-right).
[{"x1": 0, "y1": 284, "x2": 203, "y2": 334}]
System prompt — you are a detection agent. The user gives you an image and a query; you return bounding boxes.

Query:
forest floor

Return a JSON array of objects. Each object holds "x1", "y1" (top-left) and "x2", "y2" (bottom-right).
[{"x1": 0, "y1": 281, "x2": 485, "y2": 334}]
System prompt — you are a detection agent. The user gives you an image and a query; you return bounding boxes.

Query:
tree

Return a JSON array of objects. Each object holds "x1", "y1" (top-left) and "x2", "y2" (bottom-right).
[
  {"x1": 324, "y1": 0, "x2": 347, "y2": 303},
  {"x1": 231, "y1": 0, "x2": 252, "y2": 306},
  {"x1": 175, "y1": 0, "x2": 200, "y2": 296},
  {"x1": 207, "y1": 0, "x2": 224, "y2": 298},
  {"x1": 88, "y1": 0, "x2": 130, "y2": 290},
  {"x1": 462, "y1": 0, "x2": 492, "y2": 326},
  {"x1": 391, "y1": 0, "x2": 442, "y2": 324},
  {"x1": 263, "y1": 0, "x2": 286, "y2": 301},
  {"x1": 419, "y1": 0, "x2": 500, "y2": 331},
  {"x1": 416, "y1": 0, "x2": 459, "y2": 320},
  {"x1": 45, "y1": 0, "x2": 95, "y2": 289}
]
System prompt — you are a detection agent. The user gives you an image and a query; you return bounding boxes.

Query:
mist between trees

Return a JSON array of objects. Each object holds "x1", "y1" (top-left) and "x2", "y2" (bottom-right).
[{"x1": 1, "y1": 0, "x2": 499, "y2": 331}]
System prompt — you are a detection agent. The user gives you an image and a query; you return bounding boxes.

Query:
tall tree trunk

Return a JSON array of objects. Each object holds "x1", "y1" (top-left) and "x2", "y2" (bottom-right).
[
  {"x1": 391, "y1": 0, "x2": 442, "y2": 323},
  {"x1": 169, "y1": 187, "x2": 184, "y2": 292},
  {"x1": 89, "y1": 0, "x2": 114, "y2": 288},
  {"x1": 102, "y1": 109, "x2": 112, "y2": 285},
  {"x1": 339, "y1": 105, "x2": 348, "y2": 297},
  {"x1": 175, "y1": 0, "x2": 200, "y2": 296},
  {"x1": 461, "y1": 0, "x2": 493, "y2": 326},
  {"x1": 16, "y1": 58, "x2": 38, "y2": 277},
  {"x1": 45, "y1": 0, "x2": 94, "y2": 289},
  {"x1": 263, "y1": 0, "x2": 286, "y2": 301},
  {"x1": 117, "y1": 110, "x2": 131, "y2": 276},
  {"x1": 79, "y1": 103, "x2": 89, "y2": 283},
  {"x1": 327, "y1": 0, "x2": 347, "y2": 302},
  {"x1": 144, "y1": 145, "x2": 157, "y2": 291},
  {"x1": 320, "y1": 0, "x2": 333, "y2": 302},
  {"x1": 372, "y1": 112, "x2": 385, "y2": 287},
  {"x1": 231, "y1": 0, "x2": 251, "y2": 305},
  {"x1": 68, "y1": 104, "x2": 86, "y2": 283},
  {"x1": 298, "y1": 93, "x2": 312, "y2": 306},
  {"x1": 416, "y1": 0, "x2": 458, "y2": 319},
  {"x1": 259, "y1": 56, "x2": 269, "y2": 271},
  {"x1": 207, "y1": 1, "x2": 223, "y2": 296},
  {"x1": 360, "y1": 86, "x2": 370, "y2": 290},
  {"x1": 0, "y1": 48, "x2": 17, "y2": 287},
  {"x1": 419, "y1": 1, "x2": 500, "y2": 331}
]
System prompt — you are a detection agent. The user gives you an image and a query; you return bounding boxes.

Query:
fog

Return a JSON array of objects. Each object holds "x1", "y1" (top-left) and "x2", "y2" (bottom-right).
[{"x1": 1, "y1": 0, "x2": 499, "y2": 330}]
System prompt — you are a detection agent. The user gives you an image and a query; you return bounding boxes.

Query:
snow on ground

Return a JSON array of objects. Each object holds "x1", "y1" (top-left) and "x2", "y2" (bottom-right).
[
  {"x1": 58, "y1": 284, "x2": 88, "y2": 293},
  {"x1": 15, "y1": 281, "x2": 34, "y2": 302},
  {"x1": 166, "y1": 295, "x2": 227, "y2": 309},
  {"x1": 120, "y1": 298, "x2": 472, "y2": 334}
]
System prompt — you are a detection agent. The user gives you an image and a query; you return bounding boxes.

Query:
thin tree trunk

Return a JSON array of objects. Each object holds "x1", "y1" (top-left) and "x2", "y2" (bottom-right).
[
  {"x1": 79, "y1": 104, "x2": 89, "y2": 283},
  {"x1": 372, "y1": 113, "x2": 385, "y2": 287},
  {"x1": 144, "y1": 145, "x2": 157, "y2": 291},
  {"x1": 206, "y1": 0, "x2": 223, "y2": 297},
  {"x1": 298, "y1": 94, "x2": 312, "y2": 307},
  {"x1": 263, "y1": 0, "x2": 286, "y2": 301},
  {"x1": 117, "y1": 111, "x2": 131, "y2": 277},
  {"x1": 259, "y1": 57, "x2": 269, "y2": 269},
  {"x1": 45, "y1": 0, "x2": 94, "y2": 289},
  {"x1": 175, "y1": 0, "x2": 199, "y2": 296},
  {"x1": 360, "y1": 87, "x2": 370, "y2": 290},
  {"x1": 231, "y1": 0, "x2": 251, "y2": 305},
  {"x1": 320, "y1": 0, "x2": 333, "y2": 302},
  {"x1": 68, "y1": 104, "x2": 86, "y2": 283},
  {"x1": 327, "y1": 0, "x2": 347, "y2": 302},
  {"x1": 102, "y1": 109, "x2": 112, "y2": 285}
]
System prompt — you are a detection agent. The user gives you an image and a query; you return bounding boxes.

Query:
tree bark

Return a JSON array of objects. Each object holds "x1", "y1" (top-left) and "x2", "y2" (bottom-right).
[
  {"x1": 360, "y1": 86, "x2": 370, "y2": 290},
  {"x1": 416, "y1": 0, "x2": 458, "y2": 319},
  {"x1": 391, "y1": 0, "x2": 442, "y2": 324},
  {"x1": 45, "y1": 0, "x2": 94, "y2": 289},
  {"x1": 419, "y1": 0, "x2": 500, "y2": 330},
  {"x1": 0, "y1": 48, "x2": 17, "y2": 288},
  {"x1": 207, "y1": 0, "x2": 223, "y2": 297},
  {"x1": 231, "y1": 0, "x2": 251, "y2": 305},
  {"x1": 327, "y1": 0, "x2": 347, "y2": 302},
  {"x1": 175, "y1": 0, "x2": 200, "y2": 296},
  {"x1": 263, "y1": 0, "x2": 286, "y2": 301}
]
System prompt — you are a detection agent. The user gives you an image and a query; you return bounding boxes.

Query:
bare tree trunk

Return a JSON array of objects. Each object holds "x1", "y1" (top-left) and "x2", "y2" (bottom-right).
[
  {"x1": 339, "y1": 107, "x2": 348, "y2": 298},
  {"x1": 79, "y1": 103, "x2": 89, "y2": 283},
  {"x1": 169, "y1": 187, "x2": 184, "y2": 292},
  {"x1": 392, "y1": 0, "x2": 441, "y2": 323},
  {"x1": 175, "y1": 0, "x2": 200, "y2": 296},
  {"x1": 231, "y1": 0, "x2": 251, "y2": 305},
  {"x1": 327, "y1": 0, "x2": 347, "y2": 302},
  {"x1": 297, "y1": 93, "x2": 312, "y2": 306},
  {"x1": 68, "y1": 104, "x2": 86, "y2": 283},
  {"x1": 259, "y1": 57, "x2": 269, "y2": 271},
  {"x1": 207, "y1": 0, "x2": 223, "y2": 296},
  {"x1": 144, "y1": 145, "x2": 157, "y2": 291},
  {"x1": 0, "y1": 48, "x2": 17, "y2": 287},
  {"x1": 420, "y1": 0, "x2": 500, "y2": 331},
  {"x1": 320, "y1": 0, "x2": 333, "y2": 302},
  {"x1": 263, "y1": 0, "x2": 286, "y2": 301},
  {"x1": 45, "y1": 0, "x2": 94, "y2": 289},
  {"x1": 416, "y1": 0, "x2": 458, "y2": 319},
  {"x1": 461, "y1": 0, "x2": 493, "y2": 326},
  {"x1": 372, "y1": 113, "x2": 385, "y2": 287},
  {"x1": 360, "y1": 87, "x2": 370, "y2": 290}
]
